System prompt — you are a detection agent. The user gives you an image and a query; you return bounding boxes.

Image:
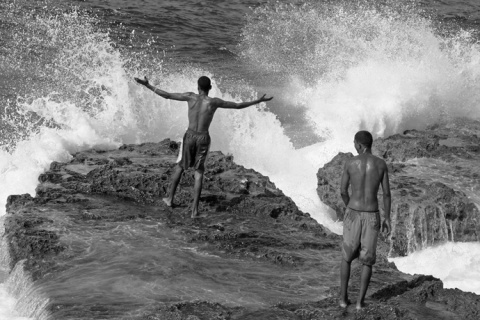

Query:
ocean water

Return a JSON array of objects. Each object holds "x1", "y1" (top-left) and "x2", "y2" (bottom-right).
[{"x1": 0, "y1": 0, "x2": 480, "y2": 318}]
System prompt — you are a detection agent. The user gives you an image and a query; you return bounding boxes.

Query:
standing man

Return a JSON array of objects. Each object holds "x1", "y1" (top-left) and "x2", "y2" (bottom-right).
[
  {"x1": 339, "y1": 131, "x2": 391, "y2": 310},
  {"x1": 134, "y1": 75, "x2": 273, "y2": 218}
]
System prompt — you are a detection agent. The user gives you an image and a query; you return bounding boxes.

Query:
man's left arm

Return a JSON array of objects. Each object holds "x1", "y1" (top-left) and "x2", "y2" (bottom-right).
[
  {"x1": 134, "y1": 76, "x2": 193, "y2": 101},
  {"x1": 381, "y1": 163, "x2": 392, "y2": 236},
  {"x1": 211, "y1": 94, "x2": 273, "y2": 109},
  {"x1": 340, "y1": 161, "x2": 350, "y2": 207}
]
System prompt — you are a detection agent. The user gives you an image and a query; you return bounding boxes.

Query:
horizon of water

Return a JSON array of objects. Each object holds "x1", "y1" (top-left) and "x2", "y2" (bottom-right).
[{"x1": 1, "y1": 0, "x2": 480, "y2": 318}]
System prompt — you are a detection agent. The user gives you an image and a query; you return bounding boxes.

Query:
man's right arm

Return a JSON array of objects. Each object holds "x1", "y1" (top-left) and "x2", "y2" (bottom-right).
[
  {"x1": 340, "y1": 161, "x2": 350, "y2": 207},
  {"x1": 213, "y1": 94, "x2": 273, "y2": 109},
  {"x1": 134, "y1": 76, "x2": 193, "y2": 101}
]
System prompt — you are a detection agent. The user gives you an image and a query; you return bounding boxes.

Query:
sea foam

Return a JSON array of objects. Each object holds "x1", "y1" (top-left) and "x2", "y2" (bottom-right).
[
  {"x1": 390, "y1": 242, "x2": 480, "y2": 294},
  {"x1": 1, "y1": 0, "x2": 480, "y2": 317}
]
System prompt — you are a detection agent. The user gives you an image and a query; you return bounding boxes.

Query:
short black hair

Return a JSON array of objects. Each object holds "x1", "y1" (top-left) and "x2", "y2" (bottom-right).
[
  {"x1": 198, "y1": 76, "x2": 212, "y2": 92},
  {"x1": 354, "y1": 130, "x2": 373, "y2": 148}
]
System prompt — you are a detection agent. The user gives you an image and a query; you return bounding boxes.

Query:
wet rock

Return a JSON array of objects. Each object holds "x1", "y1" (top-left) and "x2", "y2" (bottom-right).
[
  {"x1": 374, "y1": 118, "x2": 480, "y2": 162},
  {"x1": 317, "y1": 119, "x2": 480, "y2": 257},
  {"x1": 316, "y1": 152, "x2": 353, "y2": 221},
  {"x1": 4, "y1": 135, "x2": 480, "y2": 319}
]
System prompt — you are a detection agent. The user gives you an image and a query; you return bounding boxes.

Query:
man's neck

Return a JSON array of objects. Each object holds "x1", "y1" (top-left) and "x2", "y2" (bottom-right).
[{"x1": 359, "y1": 148, "x2": 372, "y2": 155}]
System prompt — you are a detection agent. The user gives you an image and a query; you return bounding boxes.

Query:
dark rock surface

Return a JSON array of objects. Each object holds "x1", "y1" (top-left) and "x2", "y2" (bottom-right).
[
  {"x1": 374, "y1": 118, "x2": 480, "y2": 162},
  {"x1": 4, "y1": 138, "x2": 480, "y2": 319},
  {"x1": 317, "y1": 118, "x2": 480, "y2": 257}
]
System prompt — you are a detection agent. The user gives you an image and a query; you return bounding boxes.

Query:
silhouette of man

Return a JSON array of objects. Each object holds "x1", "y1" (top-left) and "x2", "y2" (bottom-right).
[
  {"x1": 134, "y1": 75, "x2": 273, "y2": 218},
  {"x1": 339, "y1": 130, "x2": 391, "y2": 309}
]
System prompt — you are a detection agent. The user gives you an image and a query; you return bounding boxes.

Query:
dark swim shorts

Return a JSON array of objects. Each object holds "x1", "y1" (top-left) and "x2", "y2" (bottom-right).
[
  {"x1": 176, "y1": 129, "x2": 211, "y2": 172},
  {"x1": 342, "y1": 207, "x2": 380, "y2": 266}
]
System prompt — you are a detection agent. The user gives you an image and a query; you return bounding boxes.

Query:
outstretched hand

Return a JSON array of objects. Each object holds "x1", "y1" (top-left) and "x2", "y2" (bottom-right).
[
  {"x1": 382, "y1": 219, "x2": 391, "y2": 237},
  {"x1": 259, "y1": 94, "x2": 273, "y2": 102},
  {"x1": 134, "y1": 76, "x2": 149, "y2": 86}
]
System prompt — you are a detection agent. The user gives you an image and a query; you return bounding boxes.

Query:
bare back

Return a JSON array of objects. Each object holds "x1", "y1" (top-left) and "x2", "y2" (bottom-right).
[
  {"x1": 186, "y1": 94, "x2": 218, "y2": 132},
  {"x1": 134, "y1": 75, "x2": 272, "y2": 133},
  {"x1": 341, "y1": 153, "x2": 388, "y2": 211}
]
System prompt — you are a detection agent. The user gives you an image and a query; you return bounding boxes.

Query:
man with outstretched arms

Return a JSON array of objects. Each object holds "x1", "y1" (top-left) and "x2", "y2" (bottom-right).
[
  {"x1": 134, "y1": 75, "x2": 273, "y2": 218},
  {"x1": 339, "y1": 130, "x2": 391, "y2": 310}
]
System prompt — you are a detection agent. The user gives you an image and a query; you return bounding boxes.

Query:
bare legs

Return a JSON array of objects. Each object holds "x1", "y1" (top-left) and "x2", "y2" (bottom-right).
[
  {"x1": 357, "y1": 264, "x2": 372, "y2": 309},
  {"x1": 339, "y1": 259, "x2": 351, "y2": 308},
  {"x1": 162, "y1": 165, "x2": 184, "y2": 207},
  {"x1": 339, "y1": 259, "x2": 372, "y2": 310},
  {"x1": 162, "y1": 166, "x2": 205, "y2": 218},
  {"x1": 191, "y1": 170, "x2": 204, "y2": 218}
]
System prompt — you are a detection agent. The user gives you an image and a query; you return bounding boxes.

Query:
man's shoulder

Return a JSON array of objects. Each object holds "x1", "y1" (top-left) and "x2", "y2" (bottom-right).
[
  {"x1": 344, "y1": 156, "x2": 355, "y2": 165},
  {"x1": 344, "y1": 156, "x2": 359, "y2": 171},
  {"x1": 372, "y1": 154, "x2": 386, "y2": 163},
  {"x1": 209, "y1": 96, "x2": 222, "y2": 102},
  {"x1": 355, "y1": 154, "x2": 387, "y2": 167},
  {"x1": 370, "y1": 154, "x2": 387, "y2": 169},
  {"x1": 349, "y1": 154, "x2": 366, "y2": 162},
  {"x1": 346, "y1": 154, "x2": 361, "y2": 163},
  {"x1": 207, "y1": 97, "x2": 225, "y2": 107},
  {"x1": 179, "y1": 92, "x2": 197, "y2": 102}
]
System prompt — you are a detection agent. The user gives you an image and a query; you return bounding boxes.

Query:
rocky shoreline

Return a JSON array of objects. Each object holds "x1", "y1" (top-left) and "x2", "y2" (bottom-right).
[
  {"x1": 4, "y1": 119, "x2": 480, "y2": 319},
  {"x1": 317, "y1": 118, "x2": 480, "y2": 257}
]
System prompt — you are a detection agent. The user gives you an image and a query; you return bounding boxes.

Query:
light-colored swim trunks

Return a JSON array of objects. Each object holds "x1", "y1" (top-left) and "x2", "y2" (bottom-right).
[{"x1": 342, "y1": 207, "x2": 380, "y2": 266}]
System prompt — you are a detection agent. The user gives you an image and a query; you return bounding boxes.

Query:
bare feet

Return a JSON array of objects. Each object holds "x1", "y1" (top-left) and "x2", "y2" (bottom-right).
[
  {"x1": 339, "y1": 299, "x2": 350, "y2": 308},
  {"x1": 162, "y1": 198, "x2": 173, "y2": 207},
  {"x1": 356, "y1": 301, "x2": 365, "y2": 310},
  {"x1": 191, "y1": 211, "x2": 207, "y2": 219}
]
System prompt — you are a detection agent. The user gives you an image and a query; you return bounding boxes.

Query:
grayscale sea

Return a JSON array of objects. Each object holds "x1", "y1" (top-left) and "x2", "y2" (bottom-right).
[{"x1": 0, "y1": 0, "x2": 479, "y2": 318}]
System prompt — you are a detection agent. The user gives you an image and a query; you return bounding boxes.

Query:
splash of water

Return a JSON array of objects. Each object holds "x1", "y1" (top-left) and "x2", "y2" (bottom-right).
[
  {"x1": 0, "y1": 218, "x2": 48, "y2": 320},
  {"x1": 237, "y1": 0, "x2": 480, "y2": 226},
  {"x1": 1, "y1": 0, "x2": 480, "y2": 317},
  {"x1": 236, "y1": 0, "x2": 480, "y2": 293},
  {"x1": 1, "y1": 0, "x2": 346, "y2": 233},
  {"x1": 2, "y1": 0, "x2": 480, "y2": 243},
  {"x1": 390, "y1": 242, "x2": 480, "y2": 294},
  {"x1": 241, "y1": 0, "x2": 480, "y2": 137}
]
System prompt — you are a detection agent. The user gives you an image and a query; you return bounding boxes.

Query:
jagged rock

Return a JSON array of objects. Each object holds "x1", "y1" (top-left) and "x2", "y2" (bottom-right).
[
  {"x1": 4, "y1": 137, "x2": 480, "y2": 319},
  {"x1": 373, "y1": 118, "x2": 480, "y2": 162},
  {"x1": 316, "y1": 152, "x2": 353, "y2": 221},
  {"x1": 317, "y1": 119, "x2": 480, "y2": 257}
]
